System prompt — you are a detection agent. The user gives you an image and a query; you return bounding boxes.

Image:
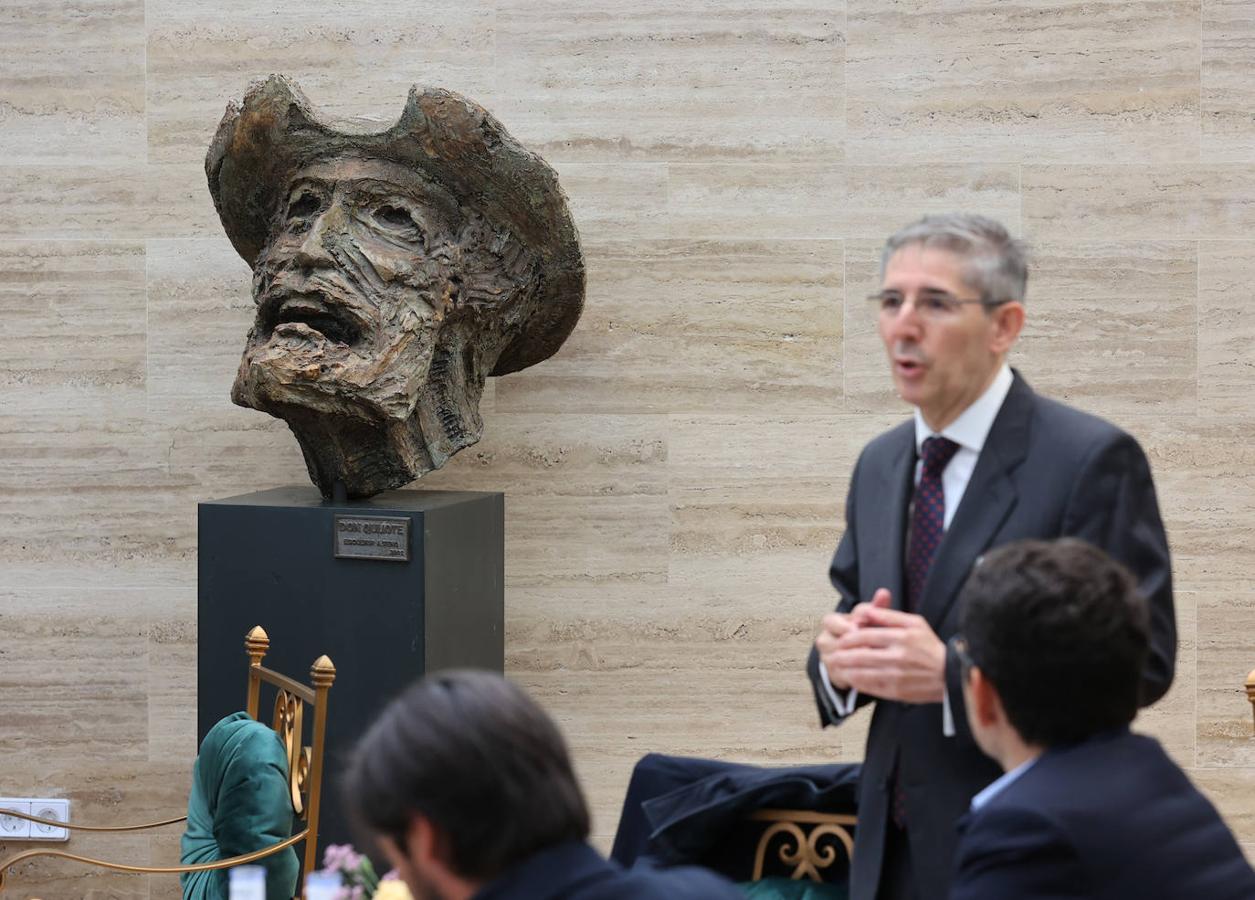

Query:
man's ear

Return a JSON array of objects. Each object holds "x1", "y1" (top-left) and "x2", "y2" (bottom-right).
[
  {"x1": 404, "y1": 814, "x2": 444, "y2": 870},
  {"x1": 968, "y1": 666, "x2": 1004, "y2": 729},
  {"x1": 988, "y1": 301, "x2": 1025, "y2": 354}
]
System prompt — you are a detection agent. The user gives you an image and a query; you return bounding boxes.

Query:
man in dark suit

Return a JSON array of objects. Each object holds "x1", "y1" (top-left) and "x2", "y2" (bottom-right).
[
  {"x1": 952, "y1": 538, "x2": 1255, "y2": 899},
  {"x1": 344, "y1": 670, "x2": 743, "y2": 900},
  {"x1": 806, "y1": 214, "x2": 1175, "y2": 900}
]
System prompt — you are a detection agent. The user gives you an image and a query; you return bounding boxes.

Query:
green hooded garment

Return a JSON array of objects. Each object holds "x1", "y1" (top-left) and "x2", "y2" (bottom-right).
[{"x1": 180, "y1": 711, "x2": 300, "y2": 900}]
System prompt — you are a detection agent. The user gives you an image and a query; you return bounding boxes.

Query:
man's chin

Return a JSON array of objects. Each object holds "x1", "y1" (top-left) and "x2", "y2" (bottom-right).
[{"x1": 891, "y1": 378, "x2": 923, "y2": 407}]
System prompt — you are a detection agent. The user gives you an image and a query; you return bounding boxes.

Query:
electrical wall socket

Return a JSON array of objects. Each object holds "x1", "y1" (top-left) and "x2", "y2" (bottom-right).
[
  {"x1": 28, "y1": 799, "x2": 69, "y2": 841},
  {"x1": 0, "y1": 798, "x2": 70, "y2": 842},
  {"x1": 0, "y1": 800, "x2": 32, "y2": 841}
]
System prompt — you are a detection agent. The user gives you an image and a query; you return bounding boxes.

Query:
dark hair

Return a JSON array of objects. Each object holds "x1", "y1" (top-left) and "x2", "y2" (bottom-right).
[
  {"x1": 343, "y1": 670, "x2": 590, "y2": 880},
  {"x1": 958, "y1": 538, "x2": 1149, "y2": 747}
]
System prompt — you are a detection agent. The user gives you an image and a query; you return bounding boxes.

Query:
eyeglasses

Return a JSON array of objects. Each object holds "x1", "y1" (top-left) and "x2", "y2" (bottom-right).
[
  {"x1": 951, "y1": 635, "x2": 976, "y2": 677},
  {"x1": 867, "y1": 289, "x2": 1007, "y2": 319}
]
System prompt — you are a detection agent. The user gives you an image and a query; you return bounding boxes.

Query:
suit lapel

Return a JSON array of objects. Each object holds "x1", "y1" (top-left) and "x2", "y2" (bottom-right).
[
  {"x1": 874, "y1": 429, "x2": 915, "y2": 611},
  {"x1": 920, "y1": 374, "x2": 1034, "y2": 627}
]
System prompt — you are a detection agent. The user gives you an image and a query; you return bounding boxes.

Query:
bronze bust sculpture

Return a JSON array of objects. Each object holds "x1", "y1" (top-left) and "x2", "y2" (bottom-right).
[{"x1": 206, "y1": 75, "x2": 584, "y2": 499}]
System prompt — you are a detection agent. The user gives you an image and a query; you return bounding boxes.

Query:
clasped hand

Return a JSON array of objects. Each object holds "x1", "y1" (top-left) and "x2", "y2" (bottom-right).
[{"x1": 815, "y1": 588, "x2": 946, "y2": 704}]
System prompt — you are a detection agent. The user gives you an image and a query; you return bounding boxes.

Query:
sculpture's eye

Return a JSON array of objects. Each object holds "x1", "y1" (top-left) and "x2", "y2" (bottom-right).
[
  {"x1": 374, "y1": 204, "x2": 416, "y2": 229},
  {"x1": 288, "y1": 191, "x2": 321, "y2": 220}
]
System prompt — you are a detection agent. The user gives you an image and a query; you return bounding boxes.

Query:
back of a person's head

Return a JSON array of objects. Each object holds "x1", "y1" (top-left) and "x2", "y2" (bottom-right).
[
  {"x1": 959, "y1": 538, "x2": 1150, "y2": 747},
  {"x1": 343, "y1": 669, "x2": 590, "y2": 881}
]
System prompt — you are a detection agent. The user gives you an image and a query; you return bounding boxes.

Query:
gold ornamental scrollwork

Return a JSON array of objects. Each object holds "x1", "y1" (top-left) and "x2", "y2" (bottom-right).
[
  {"x1": 750, "y1": 810, "x2": 856, "y2": 883},
  {"x1": 272, "y1": 689, "x2": 306, "y2": 815},
  {"x1": 293, "y1": 746, "x2": 312, "y2": 817},
  {"x1": 756, "y1": 822, "x2": 816, "y2": 881}
]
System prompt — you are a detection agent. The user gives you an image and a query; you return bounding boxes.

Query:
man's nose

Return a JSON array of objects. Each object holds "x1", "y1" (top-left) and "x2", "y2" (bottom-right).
[{"x1": 293, "y1": 203, "x2": 347, "y2": 268}]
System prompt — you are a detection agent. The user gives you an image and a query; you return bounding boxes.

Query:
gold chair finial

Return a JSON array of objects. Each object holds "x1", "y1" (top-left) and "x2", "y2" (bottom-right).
[
  {"x1": 246, "y1": 626, "x2": 271, "y2": 670},
  {"x1": 311, "y1": 655, "x2": 337, "y2": 687},
  {"x1": 246, "y1": 626, "x2": 270, "y2": 649}
]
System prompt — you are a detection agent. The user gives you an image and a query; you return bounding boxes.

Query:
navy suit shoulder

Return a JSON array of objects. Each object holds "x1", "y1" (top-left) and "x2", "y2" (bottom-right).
[
  {"x1": 1031, "y1": 389, "x2": 1127, "y2": 438},
  {"x1": 953, "y1": 732, "x2": 1255, "y2": 900},
  {"x1": 951, "y1": 804, "x2": 1084, "y2": 900},
  {"x1": 601, "y1": 863, "x2": 747, "y2": 899},
  {"x1": 473, "y1": 841, "x2": 743, "y2": 900},
  {"x1": 1025, "y1": 390, "x2": 1157, "y2": 483}
]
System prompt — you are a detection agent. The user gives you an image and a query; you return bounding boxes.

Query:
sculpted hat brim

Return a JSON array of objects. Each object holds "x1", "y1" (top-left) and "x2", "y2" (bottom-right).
[{"x1": 205, "y1": 74, "x2": 584, "y2": 376}]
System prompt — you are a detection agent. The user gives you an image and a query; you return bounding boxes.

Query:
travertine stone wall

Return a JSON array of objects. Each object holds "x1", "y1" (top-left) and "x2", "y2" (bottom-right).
[{"x1": 3, "y1": 1, "x2": 1254, "y2": 896}]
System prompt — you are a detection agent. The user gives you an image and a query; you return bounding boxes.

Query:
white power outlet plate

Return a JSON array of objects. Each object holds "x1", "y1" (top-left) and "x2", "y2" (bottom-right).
[
  {"x1": 0, "y1": 799, "x2": 32, "y2": 841},
  {"x1": 0, "y1": 798, "x2": 70, "y2": 842},
  {"x1": 29, "y1": 799, "x2": 69, "y2": 841}
]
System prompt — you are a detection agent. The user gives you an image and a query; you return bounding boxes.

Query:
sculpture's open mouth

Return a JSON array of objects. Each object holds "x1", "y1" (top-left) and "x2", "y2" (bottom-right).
[{"x1": 261, "y1": 292, "x2": 364, "y2": 347}]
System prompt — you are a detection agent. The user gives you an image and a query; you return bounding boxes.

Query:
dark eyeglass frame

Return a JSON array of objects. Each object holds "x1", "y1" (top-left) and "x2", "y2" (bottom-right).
[
  {"x1": 951, "y1": 635, "x2": 976, "y2": 678},
  {"x1": 867, "y1": 290, "x2": 1012, "y2": 317}
]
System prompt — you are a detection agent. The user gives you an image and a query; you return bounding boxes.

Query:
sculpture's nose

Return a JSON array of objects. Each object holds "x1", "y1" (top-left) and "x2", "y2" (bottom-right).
[{"x1": 293, "y1": 203, "x2": 347, "y2": 269}]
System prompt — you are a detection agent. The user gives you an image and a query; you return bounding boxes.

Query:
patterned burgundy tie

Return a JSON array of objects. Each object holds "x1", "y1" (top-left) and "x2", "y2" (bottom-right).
[
  {"x1": 893, "y1": 435, "x2": 961, "y2": 831},
  {"x1": 905, "y1": 436, "x2": 960, "y2": 611}
]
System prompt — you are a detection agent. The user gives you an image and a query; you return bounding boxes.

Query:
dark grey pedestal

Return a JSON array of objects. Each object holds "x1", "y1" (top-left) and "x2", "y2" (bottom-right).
[{"x1": 197, "y1": 486, "x2": 503, "y2": 853}]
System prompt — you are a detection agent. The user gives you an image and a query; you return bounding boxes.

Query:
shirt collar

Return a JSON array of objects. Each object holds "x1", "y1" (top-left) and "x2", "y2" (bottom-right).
[
  {"x1": 914, "y1": 363, "x2": 1013, "y2": 455},
  {"x1": 970, "y1": 753, "x2": 1039, "y2": 812}
]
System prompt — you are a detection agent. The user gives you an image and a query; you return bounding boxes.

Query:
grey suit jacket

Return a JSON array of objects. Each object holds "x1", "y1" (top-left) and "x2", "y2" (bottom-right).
[{"x1": 805, "y1": 371, "x2": 1175, "y2": 900}]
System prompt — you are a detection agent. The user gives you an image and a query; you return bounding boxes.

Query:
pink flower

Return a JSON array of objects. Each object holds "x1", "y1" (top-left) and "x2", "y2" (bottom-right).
[{"x1": 322, "y1": 843, "x2": 366, "y2": 874}]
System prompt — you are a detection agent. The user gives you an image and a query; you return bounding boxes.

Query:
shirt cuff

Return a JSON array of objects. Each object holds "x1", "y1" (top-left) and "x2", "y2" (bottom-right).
[
  {"x1": 942, "y1": 682, "x2": 955, "y2": 737},
  {"x1": 818, "y1": 662, "x2": 858, "y2": 717}
]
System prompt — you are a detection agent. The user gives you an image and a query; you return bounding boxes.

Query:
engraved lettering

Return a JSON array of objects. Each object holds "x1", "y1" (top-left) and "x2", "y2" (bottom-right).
[{"x1": 333, "y1": 515, "x2": 411, "y2": 562}]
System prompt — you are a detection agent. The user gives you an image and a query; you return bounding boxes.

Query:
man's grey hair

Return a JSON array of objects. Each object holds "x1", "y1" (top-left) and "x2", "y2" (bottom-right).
[{"x1": 881, "y1": 213, "x2": 1028, "y2": 305}]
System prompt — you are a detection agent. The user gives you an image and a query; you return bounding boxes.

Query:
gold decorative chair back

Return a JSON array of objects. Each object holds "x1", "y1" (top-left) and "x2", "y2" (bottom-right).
[
  {"x1": 245, "y1": 625, "x2": 337, "y2": 882},
  {"x1": 0, "y1": 625, "x2": 336, "y2": 898}
]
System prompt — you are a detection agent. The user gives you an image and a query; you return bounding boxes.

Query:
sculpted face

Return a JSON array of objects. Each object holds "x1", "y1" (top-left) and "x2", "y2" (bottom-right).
[
  {"x1": 231, "y1": 156, "x2": 540, "y2": 498},
  {"x1": 237, "y1": 158, "x2": 463, "y2": 420}
]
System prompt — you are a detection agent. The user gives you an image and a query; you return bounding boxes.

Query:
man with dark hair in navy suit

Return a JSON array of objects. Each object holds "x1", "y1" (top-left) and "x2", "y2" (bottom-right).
[
  {"x1": 344, "y1": 670, "x2": 743, "y2": 900},
  {"x1": 951, "y1": 538, "x2": 1255, "y2": 899}
]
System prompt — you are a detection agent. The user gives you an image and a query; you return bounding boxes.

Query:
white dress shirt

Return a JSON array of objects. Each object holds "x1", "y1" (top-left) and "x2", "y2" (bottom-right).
[
  {"x1": 912, "y1": 363, "x2": 1013, "y2": 529},
  {"x1": 819, "y1": 364, "x2": 1014, "y2": 729}
]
